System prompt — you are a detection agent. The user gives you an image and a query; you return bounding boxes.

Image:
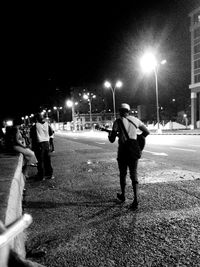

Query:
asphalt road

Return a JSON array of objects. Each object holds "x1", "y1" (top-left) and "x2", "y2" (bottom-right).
[
  {"x1": 24, "y1": 131, "x2": 200, "y2": 267},
  {"x1": 57, "y1": 131, "x2": 200, "y2": 172}
]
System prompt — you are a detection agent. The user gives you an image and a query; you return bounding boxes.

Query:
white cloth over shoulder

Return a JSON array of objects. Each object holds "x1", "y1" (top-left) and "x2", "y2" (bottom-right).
[
  {"x1": 36, "y1": 122, "x2": 49, "y2": 142},
  {"x1": 122, "y1": 116, "x2": 144, "y2": 140}
]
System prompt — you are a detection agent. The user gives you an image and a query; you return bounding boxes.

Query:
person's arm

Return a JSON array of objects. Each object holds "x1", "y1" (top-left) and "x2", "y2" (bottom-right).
[
  {"x1": 139, "y1": 124, "x2": 150, "y2": 137},
  {"x1": 108, "y1": 120, "x2": 118, "y2": 143}
]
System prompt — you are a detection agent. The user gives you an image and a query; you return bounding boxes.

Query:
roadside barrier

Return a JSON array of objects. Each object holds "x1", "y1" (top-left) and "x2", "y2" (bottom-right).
[{"x1": 0, "y1": 214, "x2": 32, "y2": 267}]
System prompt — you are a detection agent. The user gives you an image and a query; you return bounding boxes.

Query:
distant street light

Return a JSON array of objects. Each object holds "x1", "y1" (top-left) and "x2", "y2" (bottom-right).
[
  {"x1": 104, "y1": 80, "x2": 123, "y2": 120},
  {"x1": 183, "y1": 113, "x2": 188, "y2": 129},
  {"x1": 21, "y1": 117, "x2": 26, "y2": 125},
  {"x1": 140, "y1": 52, "x2": 166, "y2": 134},
  {"x1": 66, "y1": 100, "x2": 78, "y2": 131},
  {"x1": 53, "y1": 106, "x2": 63, "y2": 123},
  {"x1": 83, "y1": 93, "x2": 96, "y2": 124},
  {"x1": 6, "y1": 120, "x2": 13, "y2": 126}
]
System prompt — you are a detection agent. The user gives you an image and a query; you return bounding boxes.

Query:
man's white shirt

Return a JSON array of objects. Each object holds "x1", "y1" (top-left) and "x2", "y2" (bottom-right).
[{"x1": 36, "y1": 122, "x2": 49, "y2": 142}]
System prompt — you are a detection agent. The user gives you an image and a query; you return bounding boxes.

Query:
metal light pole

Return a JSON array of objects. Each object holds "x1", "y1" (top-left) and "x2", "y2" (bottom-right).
[
  {"x1": 104, "y1": 81, "x2": 123, "y2": 120},
  {"x1": 53, "y1": 106, "x2": 63, "y2": 123},
  {"x1": 66, "y1": 100, "x2": 77, "y2": 131},
  {"x1": 140, "y1": 52, "x2": 166, "y2": 134},
  {"x1": 153, "y1": 67, "x2": 160, "y2": 131},
  {"x1": 83, "y1": 93, "x2": 96, "y2": 126}
]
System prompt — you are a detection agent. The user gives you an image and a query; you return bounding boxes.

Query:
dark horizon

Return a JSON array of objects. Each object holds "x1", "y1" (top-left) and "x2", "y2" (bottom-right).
[{"x1": 1, "y1": 0, "x2": 199, "y2": 122}]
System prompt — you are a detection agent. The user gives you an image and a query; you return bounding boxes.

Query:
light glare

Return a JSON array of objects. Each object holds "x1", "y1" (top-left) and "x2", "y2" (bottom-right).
[
  {"x1": 116, "y1": 81, "x2": 122, "y2": 88},
  {"x1": 66, "y1": 100, "x2": 73, "y2": 107},
  {"x1": 104, "y1": 81, "x2": 111, "y2": 88},
  {"x1": 140, "y1": 52, "x2": 157, "y2": 73}
]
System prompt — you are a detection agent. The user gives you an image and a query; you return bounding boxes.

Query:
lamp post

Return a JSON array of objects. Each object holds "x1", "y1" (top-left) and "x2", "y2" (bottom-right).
[
  {"x1": 83, "y1": 93, "x2": 96, "y2": 125},
  {"x1": 104, "y1": 80, "x2": 123, "y2": 120},
  {"x1": 140, "y1": 52, "x2": 166, "y2": 134},
  {"x1": 183, "y1": 113, "x2": 188, "y2": 129},
  {"x1": 53, "y1": 106, "x2": 63, "y2": 123},
  {"x1": 66, "y1": 100, "x2": 78, "y2": 131},
  {"x1": 21, "y1": 117, "x2": 26, "y2": 125}
]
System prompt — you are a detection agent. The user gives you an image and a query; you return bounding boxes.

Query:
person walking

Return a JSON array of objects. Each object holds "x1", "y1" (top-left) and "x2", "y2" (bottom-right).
[
  {"x1": 30, "y1": 113, "x2": 54, "y2": 181},
  {"x1": 108, "y1": 103, "x2": 150, "y2": 210}
]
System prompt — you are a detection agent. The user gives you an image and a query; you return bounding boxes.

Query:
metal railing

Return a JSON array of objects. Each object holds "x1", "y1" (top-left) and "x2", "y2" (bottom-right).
[{"x1": 0, "y1": 214, "x2": 32, "y2": 267}]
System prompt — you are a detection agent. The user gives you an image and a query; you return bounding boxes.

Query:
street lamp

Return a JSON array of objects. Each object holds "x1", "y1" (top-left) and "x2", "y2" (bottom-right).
[
  {"x1": 66, "y1": 100, "x2": 78, "y2": 131},
  {"x1": 83, "y1": 93, "x2": 96, "y2": 125},
  {"x1": 53, "y1": 106, "x2": 63, "y2": 123},
  {"x1": 183, "y1": 113, "x2": 188, "y2": 129},
  {"x1": 140, "y1": 52, "x2": 166, "y2": 134},
  {"x1": 104, "y1": 80, "x2": 123, "y2": 120}
]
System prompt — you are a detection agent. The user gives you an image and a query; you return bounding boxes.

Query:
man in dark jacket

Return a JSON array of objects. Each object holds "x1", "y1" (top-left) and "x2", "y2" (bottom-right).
[{"x1": 108, "y1": 103, "x2": 150, "y2": 210}]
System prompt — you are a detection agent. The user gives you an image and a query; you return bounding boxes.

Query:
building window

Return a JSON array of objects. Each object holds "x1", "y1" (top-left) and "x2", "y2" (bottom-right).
[
  {"x1": 194, "y1": 59, "x2": 200, "y2": 69},
  {"x1": 194, "y1": 43, "x2": 200, "y2": 54},
  {"x1": 194, "y1": 12, "x2": 200, "y2": 24},
  {"x1": 194, "y1": 28, "x2": 200, "y2": 39},
  {"x1": 194, "y1": 74, "x2": 200, "y2": 83},
  {"x1": 92, "y1": 116, "x2": 97, "y2": 121}
]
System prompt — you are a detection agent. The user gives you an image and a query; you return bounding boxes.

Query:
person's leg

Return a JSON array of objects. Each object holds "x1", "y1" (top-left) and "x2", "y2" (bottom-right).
[
  {"x1": 117, "y1": 159, "x2": 127, "y2": 201},
  {"x1": 22, "y1": 163, "x2": 29, "y2": 179},
  {"x1": 22, "y1": 148, "x2": 38, "y2": 165},
  {"x1": 129, "y1": 160, "x2": 139, "y2": 208},
  {"x1": 44, "y1": 142, "x2": 53, "y2": 178},
  {"x1": 36, "y1": 143, "x2": 45, "y2": 180}
]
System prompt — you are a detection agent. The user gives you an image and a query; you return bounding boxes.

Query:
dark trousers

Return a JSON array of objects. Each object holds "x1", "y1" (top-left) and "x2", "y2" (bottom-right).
[
  {"x1": 117, "y1": 158, "x2": 138, "y2": 190},
  {"x1": 34, "y1": 141, "x2": 53, "y2": 179}
]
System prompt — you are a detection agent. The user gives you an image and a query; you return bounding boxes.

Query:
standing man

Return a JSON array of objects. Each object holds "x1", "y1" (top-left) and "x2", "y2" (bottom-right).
[
  {"x1": 30, "y1": 113, "x2": 54, "y2": 181},
  {"x1": 108, "y1": 103, "x2": 149, "y2": 210}
]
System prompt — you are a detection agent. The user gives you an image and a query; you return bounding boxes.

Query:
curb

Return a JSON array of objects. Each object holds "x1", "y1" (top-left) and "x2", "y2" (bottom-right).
[{"x1": 150, "y1": 133, "x2": 200, "y2": 135}]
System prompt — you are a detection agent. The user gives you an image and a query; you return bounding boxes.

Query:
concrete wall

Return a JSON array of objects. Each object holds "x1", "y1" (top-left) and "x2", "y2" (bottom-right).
[{"x1": 0, "y1": 153, "x2": 26, "y2": 257}]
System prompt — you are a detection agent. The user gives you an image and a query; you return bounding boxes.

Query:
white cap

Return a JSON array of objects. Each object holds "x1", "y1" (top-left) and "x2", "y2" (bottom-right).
[{"x1": 119, "y1": 103, "x2": 130, "y2": 111}]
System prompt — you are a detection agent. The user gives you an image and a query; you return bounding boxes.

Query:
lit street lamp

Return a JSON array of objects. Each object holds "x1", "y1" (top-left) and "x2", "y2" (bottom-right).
[
  {"x1": 53, "y1": 106, "x2": 63, "y2": 123},
  {"x1": 104, "y1": 80, "x2": 123, "y2": 120},
  {"x1": 83, "y1": 93, "x2": 96, "y2": 124},
  {"x1": 183, "y1": 113, "x2": 188, "y2": 129},
  {"x1": 21, "y1": 117, "x2": 26, "y2": 125},
  {"x1": 66, "y1": 100, "x2": 78, "y2": 131},
  {"x1": 140, "y1": 52, "x2": 166, "y2": 133}
]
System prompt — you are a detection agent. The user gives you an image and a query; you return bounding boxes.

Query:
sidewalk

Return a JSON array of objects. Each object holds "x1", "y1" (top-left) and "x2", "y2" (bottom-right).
[
  {"x1": 24, "y1": 135, "x2": 200, "y2": 266},
  {"x1": 149, "y1": 129, "x2": 200, "y2": 135}
]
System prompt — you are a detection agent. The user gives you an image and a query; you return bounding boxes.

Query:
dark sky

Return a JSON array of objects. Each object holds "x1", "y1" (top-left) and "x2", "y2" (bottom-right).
[{"x1": 1, "y1": 0, "x2": 199, "y2": 121}]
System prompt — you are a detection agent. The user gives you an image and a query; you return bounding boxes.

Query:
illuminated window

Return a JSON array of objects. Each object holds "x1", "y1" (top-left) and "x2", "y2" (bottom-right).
[{"x1": 198, "y1": 15, "x2": 200, "y2": 22}]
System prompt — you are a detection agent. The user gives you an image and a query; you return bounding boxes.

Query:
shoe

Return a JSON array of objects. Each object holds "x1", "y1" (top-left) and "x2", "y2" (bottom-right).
[
  {"x1": 130, "y1": 201, "x2": 138, "y2": 210},
  {"x1": 117, "y1": 193, "x2": 125, "y2": 202}
]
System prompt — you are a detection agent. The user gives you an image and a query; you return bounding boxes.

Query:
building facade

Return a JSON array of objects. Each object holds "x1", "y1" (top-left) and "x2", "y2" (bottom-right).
[{"x1": 189, "y1": 7, "x2": 200, "y2": 129}]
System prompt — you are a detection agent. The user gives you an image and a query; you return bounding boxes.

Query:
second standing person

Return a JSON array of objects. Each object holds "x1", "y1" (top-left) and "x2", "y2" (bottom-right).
[{"x1": 30, "y1": 113, "x2": 54, "y2": 181}]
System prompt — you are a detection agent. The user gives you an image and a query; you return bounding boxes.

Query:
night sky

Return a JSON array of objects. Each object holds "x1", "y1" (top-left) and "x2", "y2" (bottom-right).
[{"x1": 1, "y1": 0, "x2": 199, "y2": 122}]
